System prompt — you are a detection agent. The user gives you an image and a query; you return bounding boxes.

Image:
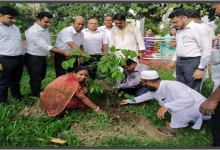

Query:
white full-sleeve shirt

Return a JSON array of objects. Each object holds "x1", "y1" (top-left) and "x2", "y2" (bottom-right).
[
  {"x1": 82, "y1": 28, "x2": 108, "y2": 55},
  {"x1": 127, "y1": 80, "x2": 208, "y2": 129},
  {"x1": 172, "y1": 21, "x2": 212, "y2": 69},
  {"x1": 55, "y1": 26, "x2": 84, "y2": 51},
  {"x1": 0, "y1": 23, "x2": 24, "y2": 56},
  {"x1": 98, "y1": 25, "x2": 115, "y2": 47},
  {"x1": 25, "y1": 23, "x2": 53, "y2": 56},
  {"x1": 109, "y1": 23, "x2": 145, "y2": 59}
]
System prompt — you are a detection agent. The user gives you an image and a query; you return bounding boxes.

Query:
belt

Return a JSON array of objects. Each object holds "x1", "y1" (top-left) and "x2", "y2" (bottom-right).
[
  {"x1": 25, "y1": 53, "x2": 47, "y2": 58},
  {"x1": 179, "y1": 56, "x2": 201, "y2": 60},
  {"x1": 0, "y1": 55, "x2": 23, "y2": 58}
]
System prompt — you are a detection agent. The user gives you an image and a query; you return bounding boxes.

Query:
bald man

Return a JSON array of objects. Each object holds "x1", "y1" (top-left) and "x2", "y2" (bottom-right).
[
  {"x1": 81, "y1": 18, "x2": 108, "y2": 79},
  {"x1": 54, "y1": 16, "x2": 85, "y2": 77}
]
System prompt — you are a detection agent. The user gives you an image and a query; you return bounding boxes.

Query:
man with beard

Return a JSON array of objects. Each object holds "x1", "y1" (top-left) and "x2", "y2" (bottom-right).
[
  {"x1": 200, "y1": 3, "x2": 220, "y2": 146},
  {"x1": 54, "y1": 16, "x2": 85, "y2": 78},
  {"x1": 109, "y1": 13, "x2": 145, "y2": 61},
  {"x1": 120, "y1": 70, "x2": 211, "y2": 134},
  {"x1": 167, "y1": 9, "x2": 212, "y2": 93}
]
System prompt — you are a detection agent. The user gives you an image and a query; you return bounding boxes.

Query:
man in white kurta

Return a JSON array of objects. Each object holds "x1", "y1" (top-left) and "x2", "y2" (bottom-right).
[
  {"x1": 120, "y1": 70, "x2": 211, "y2": 134},
  {"x1": 109, "y1": 13, "x2": 145, "y2": 62}
]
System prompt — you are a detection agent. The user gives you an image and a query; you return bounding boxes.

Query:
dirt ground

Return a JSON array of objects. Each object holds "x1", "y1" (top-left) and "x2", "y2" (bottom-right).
[{"x1": 13, "y1": 105, "x2": 176, "y2": 146}]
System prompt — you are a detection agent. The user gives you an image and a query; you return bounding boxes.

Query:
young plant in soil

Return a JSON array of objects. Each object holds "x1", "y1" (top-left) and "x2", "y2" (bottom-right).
[{"x1": 62, "y1": 46, "x2": 137, "y2": 107}]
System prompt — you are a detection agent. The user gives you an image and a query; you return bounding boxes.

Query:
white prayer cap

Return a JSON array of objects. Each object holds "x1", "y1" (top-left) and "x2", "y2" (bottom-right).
[{"x1": 141, "y1": 70, "x2": 159, "y2": 80}]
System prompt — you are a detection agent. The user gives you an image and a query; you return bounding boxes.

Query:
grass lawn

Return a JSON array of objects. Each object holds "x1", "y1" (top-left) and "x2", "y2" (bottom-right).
[{"x1": 0, "y1": 59, "x2": 213, "y2": 147}]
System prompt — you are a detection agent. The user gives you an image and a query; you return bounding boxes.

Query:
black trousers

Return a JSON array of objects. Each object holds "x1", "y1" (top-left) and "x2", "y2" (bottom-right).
[
  {"x1": 24, "y1": 53, "x2": 47, "y2": 97},
  {"x1": 54, "y1": 53, "x2": 78, "y2": 78},
  {"x1": 81, "y1": 55, "x2": 102, "y2": 79},
  {"x1": 118, "y1": 86, "x2": 148, "y2": 97},
  {"x1": 212, "y1": 102, "x2": 220, "y2": 146},
  {"x1": 0, "y1": 55, "x2": 24, "y2": 103}
]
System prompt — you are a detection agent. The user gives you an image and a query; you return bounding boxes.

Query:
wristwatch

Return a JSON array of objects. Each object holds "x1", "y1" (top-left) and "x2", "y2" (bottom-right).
[{"x1": 197, "y1": 68, "x2": 205, "y2": 71}]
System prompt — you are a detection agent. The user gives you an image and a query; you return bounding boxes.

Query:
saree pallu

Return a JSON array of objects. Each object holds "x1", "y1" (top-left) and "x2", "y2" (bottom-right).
[{"x1": 38, "y1": 73, "x2": 88, "y2": 116}]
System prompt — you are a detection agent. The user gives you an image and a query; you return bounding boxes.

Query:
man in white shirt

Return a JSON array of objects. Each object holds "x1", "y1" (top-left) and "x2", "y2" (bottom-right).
[
  {"x1": 120, "y1": 70, "x2": 211, "y2": 134},
  {"x1": 187, "y1": 9, "x2": 215, "y2": 92},
  {"x1": 82, "y1": 18, "x2": 108, "y2": 79},
  {"x1": 167, "y1": 9, "x2": 212, "y2": 92},
  {"x1": 0, "y1": 6, "x2": 24, "y2": 103},
  {"x1": 25, "y1": 12, "x2": 71, "y2": 98},
  {"x1": 200, "y1": 3, "x2": 220, "y2": 146},
  {"x1": 55, "y1": 16, "x2": 85, "y2": 78},
  {"x1": 109, "y1": 13, "x2": 145, "y2": 61},
  {"x1": 98, "y1": 16, "x2": 114, "y2": 47}
]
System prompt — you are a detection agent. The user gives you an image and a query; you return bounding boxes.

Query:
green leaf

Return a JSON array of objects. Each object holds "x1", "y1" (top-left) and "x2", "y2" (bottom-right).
[
  {"x1": 90, "y1": 87, "x2": 94, "y2": 93},
  {"x1": 115, "y1": 73, "x2": 122, "y2": 81},
  {"x1": 118, "y1": 91, "x2": 124, "y2": 97},
  {"x1": 120, "y1": 59, "x2": 126, "y2": 66},
  {"x1": 109, "y1": 46, "x2": 116, "y2": 52},
  {"x1": 111, "y1": 71, "x2": 118, "y2": 78},
  {"x1": 129, "y1": 51, "x2": 137, "y2": 59},
  {"x1": 121, "y1": 50, "x2": 128, "y2": 58},
  {"x1": 124, "y1": 93, "x2": 130, "y2": 98},
  {"x1": 129, "y1": 95, "x2": 136, "y2": 102},
  {"x1": 62, "y1": 61, "x2": 69, "y2": 70},
  {"x1": 68, "y1": 57, "x2": 76, "y2": 68}
]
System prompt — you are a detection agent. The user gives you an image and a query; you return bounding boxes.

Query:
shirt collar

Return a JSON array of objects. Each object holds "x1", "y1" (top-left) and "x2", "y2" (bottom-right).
[
  {"x1": 184, "y1": 20, "x2": 195, "y2": 29},
  {"x1": 84, "y1": 28, "x2": 100, "y2": 33},
  {"x1": 71, "y1": 26, "x2": 78, "y2": 34},
  {"x1": 34, "y1": 22, "x2": 45, "y2": 31}
]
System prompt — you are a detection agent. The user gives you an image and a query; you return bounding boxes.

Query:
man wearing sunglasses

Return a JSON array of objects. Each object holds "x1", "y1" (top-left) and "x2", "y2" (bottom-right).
[{"x1": 167, "y1": 9, "x2": 212, "y2": 93}]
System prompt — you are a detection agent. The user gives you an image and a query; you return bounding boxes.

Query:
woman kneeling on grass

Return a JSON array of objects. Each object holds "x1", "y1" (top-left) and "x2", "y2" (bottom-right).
[{"x1": 38, "y1": 66, "x2": 104, "y2": 117}]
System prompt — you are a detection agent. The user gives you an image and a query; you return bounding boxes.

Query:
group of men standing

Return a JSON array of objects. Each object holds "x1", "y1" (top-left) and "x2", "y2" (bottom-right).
[{"x1": 0, "y1": 6, "x2": 146, "y2": 102}]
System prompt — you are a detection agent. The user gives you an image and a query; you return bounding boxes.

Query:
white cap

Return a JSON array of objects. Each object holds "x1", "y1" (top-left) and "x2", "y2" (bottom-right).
[{"x1": 141, "y1": 70, "x2": 159, "y2": 80}]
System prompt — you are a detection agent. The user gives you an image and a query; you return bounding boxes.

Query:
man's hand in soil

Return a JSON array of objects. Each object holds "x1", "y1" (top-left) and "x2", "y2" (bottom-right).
[
  {"x1": 120, "y1": 99, "x2": 128, "y2": 105},
  {"x1": 157, "y1": 106, "x2": 168, "y2": 119}
]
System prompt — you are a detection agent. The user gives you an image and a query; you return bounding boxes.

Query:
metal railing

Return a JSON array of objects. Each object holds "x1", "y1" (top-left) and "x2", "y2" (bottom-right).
[{"x1": 142, "y1": 36, "x2": 176, "y2": 62}]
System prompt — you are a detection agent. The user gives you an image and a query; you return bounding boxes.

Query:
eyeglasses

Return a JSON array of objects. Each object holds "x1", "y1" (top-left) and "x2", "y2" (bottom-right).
[{"x1": 171, "y1": 17, "x2": 183, "y2": 25}]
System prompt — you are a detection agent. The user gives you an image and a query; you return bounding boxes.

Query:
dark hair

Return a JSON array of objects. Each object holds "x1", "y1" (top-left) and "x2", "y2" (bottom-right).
[
  {"x1": 36, "y1": 12, "x2": 53, "y2": 20},
  {"x1": 113, "y1": 13, "x2": 126, "y2": 21},
  {"x1": 168, "y1": 9, "x2": 188, "y2": 19},
  {"x1": 187, "y1": 9, "x2": 201, "y2": 20},
  {"x1": 125, "y1": 58, "x2": 136, "y2": 66},
  {"x1": 170, "y1": 27, "x2": 177, "y2": 36},
  {"x1": 146, "y1": 28, "x2": 153, "y2": 32},
  {"x1": 143, "y1": 77, "x2": 161, "y2": 83},
  {"x1": 104, "y1": 16, "x2": 113, "y2": 20},
  {"x1": 73, "y1": 65, "x2": 91, "y2": 74},
  {"x1": 0, "y1": 6, "x2": 19, "y2": 16}
]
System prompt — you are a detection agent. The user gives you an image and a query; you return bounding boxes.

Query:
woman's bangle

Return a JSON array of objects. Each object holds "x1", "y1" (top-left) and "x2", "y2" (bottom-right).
[{"x1": 94, "y1": 106, "x2": 99, "y2": 112}]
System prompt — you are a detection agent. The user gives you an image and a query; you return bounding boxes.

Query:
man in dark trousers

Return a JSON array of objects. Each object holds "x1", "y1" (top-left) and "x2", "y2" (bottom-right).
[
  {"x1": 167, "y1": 9, "x2": 212, "y2": 92},
  {"x1": 0, "y1": 6, "x2": 24, "y2": 103},
  {"x1": 25, "y1": 12, "x2": 71, "y2": 98}
]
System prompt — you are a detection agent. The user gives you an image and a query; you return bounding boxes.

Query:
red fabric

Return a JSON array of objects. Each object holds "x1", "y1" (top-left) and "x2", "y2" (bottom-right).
[
  {"x1": 57, "y1": 99, "x2": 86, "y2": 117},
  {"x1": 38, "y1": 73, "x2": 88, "y2": 117}
]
